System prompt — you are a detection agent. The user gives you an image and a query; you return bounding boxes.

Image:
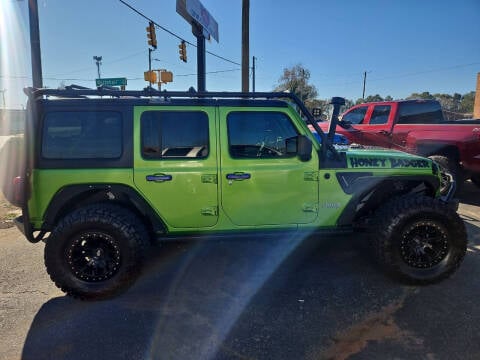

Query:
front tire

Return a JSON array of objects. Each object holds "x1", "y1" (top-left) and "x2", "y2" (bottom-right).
[
  {"x1": 45, "y1": 204, "x2": 149, "y2": 300},
  {"x1": 371, "y1": 196, "x2": 466, "y2": 284}
]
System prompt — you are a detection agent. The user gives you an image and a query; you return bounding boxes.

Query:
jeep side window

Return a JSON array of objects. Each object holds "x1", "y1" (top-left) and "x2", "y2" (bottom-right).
[
  {"x1": 42, "y1": 111, "x2": 122, "y2": 159},
  {"x1": 369, "y1": 105, "x2": 391, "y2": 125},
  {"x1": 342, "y1": 106, "x2": 367, "y2": 124},
  {"x1": 397, "y1": 102, "x2": 443, "y2": 124},
  {"x1": 227, "y1": 112, "x2": 299, "y2": 159},
  {"x1": 141, "y1": 111, "x2": 209, "y2": 159}
]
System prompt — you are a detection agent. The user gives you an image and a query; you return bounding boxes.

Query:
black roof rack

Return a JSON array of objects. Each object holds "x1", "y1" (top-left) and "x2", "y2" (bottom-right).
[{"x1": 23, "y1": 86, "x2": 340, "y2": 159}]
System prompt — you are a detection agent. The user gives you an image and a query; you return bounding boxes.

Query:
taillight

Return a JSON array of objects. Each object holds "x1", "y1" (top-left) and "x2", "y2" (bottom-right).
[{"x1": 473, "y1": 128, "x2": 480, "y2": 140}]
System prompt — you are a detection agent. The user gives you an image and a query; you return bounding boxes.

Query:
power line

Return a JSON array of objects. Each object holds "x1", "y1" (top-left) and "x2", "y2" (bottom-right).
[
  {"x1": 176, "y1": 68, "x2": 241, "y2": 77},
  {"x1": 369, "y1": 62, "x2": 480, "y2": 82},
  {"x1": 117, "y1": 0, "x2": 241, "y2": 66},
  {"x1": 0, "y1": 68, "x2": 241, "y2": 82},
  {"x1": 48, "y1": 49, "x2": 148, "y2": 77},
  {"x1": 322, "y1": 62, "x2": 480, "y2": 87}
]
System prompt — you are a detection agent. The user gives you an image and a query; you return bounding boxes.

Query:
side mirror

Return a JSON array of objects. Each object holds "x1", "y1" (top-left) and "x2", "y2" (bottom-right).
[
  {"x1": 286, "y1": 135, "x2": 312, "y2": 161},
  {"x1": 297, "y1": 135, "x2": 312, "y2": 162},
  {"x1": 338, "y1": 120, "x2": 352, "y2": 129}
]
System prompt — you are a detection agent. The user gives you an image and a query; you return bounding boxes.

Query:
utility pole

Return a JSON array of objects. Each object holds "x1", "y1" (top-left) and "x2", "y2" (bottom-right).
[
  {"x1": 252, "y1": 56, "x2": 256, "y2": 92},
  {"x1": 93, "y1": 56, "x2": 102, "y2": 79},
  {"x1": 241, "y1": 0, "x2": 250, "y2": 92},
  {"x1": 362, "y1": 71, "x2": 367, "y2": 100},
  {"x1": 28, "y1": 0, "x2": 43, "y2": 88}
]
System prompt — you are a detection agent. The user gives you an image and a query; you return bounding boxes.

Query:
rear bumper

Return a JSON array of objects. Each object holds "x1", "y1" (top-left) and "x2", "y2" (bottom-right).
[{"x1": 14, "y1": 215, "x2": 45, "y2": 243}]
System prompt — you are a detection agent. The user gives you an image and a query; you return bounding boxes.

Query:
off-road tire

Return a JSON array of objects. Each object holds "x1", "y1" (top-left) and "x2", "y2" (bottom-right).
[
  {"x1": 371, "y1": 195, "x2": 466, "y2": 284},
  {"x1": 44, "y1": 204, "x2": 149, "y2": 300},
  {"x1": 428, "y1": 155, "x2": 462, "y2": 195}
]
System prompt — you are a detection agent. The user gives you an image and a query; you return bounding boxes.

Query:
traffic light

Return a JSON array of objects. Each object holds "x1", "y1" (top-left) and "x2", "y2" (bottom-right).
[
  {"x1": 179, "y1": 41, "x2": 187, "y2": 62},
  {"x1": 144, "y1": 70, "x2": 157, "y2": 83},
  {"x1": 160, "y1": 71, "x2": 173, "y2": 83},
  {"x1": 146, "y1": 21, "x2": 157, "y2": 49}
]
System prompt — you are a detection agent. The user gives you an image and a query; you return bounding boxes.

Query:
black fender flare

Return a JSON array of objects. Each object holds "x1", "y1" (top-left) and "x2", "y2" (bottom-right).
[
  {"x1": 336, "y1": 174, "x2": 440, "y2": 226},
  {"x1": 42, "y1": 184, "x2": 166, "y2": 235}
]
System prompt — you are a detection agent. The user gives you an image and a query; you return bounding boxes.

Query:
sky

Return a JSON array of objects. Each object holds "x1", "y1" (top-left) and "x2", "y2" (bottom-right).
[{"x1": 1, "y1": 0, "x2": 479, "y2": 109}]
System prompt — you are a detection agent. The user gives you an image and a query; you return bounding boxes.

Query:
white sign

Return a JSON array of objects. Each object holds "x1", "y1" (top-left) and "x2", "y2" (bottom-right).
[{"x1": 176, "y1": 0, "x2": 219, "y2": 42}]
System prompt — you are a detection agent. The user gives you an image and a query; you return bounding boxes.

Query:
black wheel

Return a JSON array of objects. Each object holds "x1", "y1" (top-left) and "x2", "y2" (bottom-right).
[
  {"x1": 45, "y1": 204, "x2": 149, "y2": 300},
  {"x1": 371, "y1": 195, "x2": 466, "y2": 284},
  {"x1": 428, "y1": 155, "x2": 462, "y2": 195},
  {"x1": 471, "y1": 174, "x2": 480, "y2": 188}
]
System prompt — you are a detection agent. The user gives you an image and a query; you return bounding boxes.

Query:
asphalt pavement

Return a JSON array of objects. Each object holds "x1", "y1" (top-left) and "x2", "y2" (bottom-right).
[{"x1": 0, "y1": 183, "x2": 479, "y2": 360}]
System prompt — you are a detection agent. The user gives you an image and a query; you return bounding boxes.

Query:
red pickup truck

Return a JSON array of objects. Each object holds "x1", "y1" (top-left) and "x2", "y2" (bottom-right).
[{"x1": 316, "y1": 99, "x2": 480, "y2": 193}]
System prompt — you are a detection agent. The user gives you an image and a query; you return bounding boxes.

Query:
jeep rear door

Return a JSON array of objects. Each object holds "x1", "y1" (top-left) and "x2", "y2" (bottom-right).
[
  {"x1": 219, "y1": 108, "x2": 319, "y2": 226},
  {"x1": 133, "y1": 107, "x2": 218, "y2": 229}
]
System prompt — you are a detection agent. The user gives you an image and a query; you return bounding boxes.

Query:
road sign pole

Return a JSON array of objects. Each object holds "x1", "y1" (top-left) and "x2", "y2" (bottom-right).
[
  {"x1": 192, "y1": 23, "x2": 206, "y2": 92},
  {"x1": 178, "y1": 0, "x2": 218, "y2": 92},
  {"x1": 148, "y1": 48, "x2": 153, "y2": 87}
]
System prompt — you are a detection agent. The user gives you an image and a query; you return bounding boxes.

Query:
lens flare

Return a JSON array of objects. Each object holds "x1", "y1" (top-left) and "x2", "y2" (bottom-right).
[{"x1": 0, "y1": 1, "x2": 29, "y2": 202}]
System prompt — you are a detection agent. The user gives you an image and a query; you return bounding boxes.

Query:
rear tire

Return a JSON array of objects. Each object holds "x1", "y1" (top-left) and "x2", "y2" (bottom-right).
[
  {"x1": 44, "y1": 204, "x2": 149, "y2": 300},
  {"x1": 428, "y1": 155, "x2": 462, "y2": 195},
  {"x1": 371, "y1": 195, "x2": 466, "y2": 284}
]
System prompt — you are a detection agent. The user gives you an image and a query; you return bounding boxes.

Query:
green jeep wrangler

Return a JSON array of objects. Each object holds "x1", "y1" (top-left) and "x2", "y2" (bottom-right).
[{"x1": 3, "y1": 86, "x2": 466, "y2": 300}]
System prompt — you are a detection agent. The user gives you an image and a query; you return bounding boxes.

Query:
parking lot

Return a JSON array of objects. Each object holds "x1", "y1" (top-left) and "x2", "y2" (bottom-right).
[{"x1": 0, "y1": 183, "x2": 479, "y2": 360}]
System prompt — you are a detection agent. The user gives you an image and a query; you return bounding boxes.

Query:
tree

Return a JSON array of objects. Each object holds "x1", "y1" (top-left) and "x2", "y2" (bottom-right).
[
  {"x1": 355, "y1": 98, "x2": 365, "y2": 105},
  {"x1": 341, "y1": 99, "x2": 355, "y2": 113},
  {"x1": 459, "y1": 91, "x2": 475, "y2": 113},
  {"x1": 274, "y1": 64, "x2": 318, "y2": 103},
  {"x1": 305, "y1": 98, "x2": 329, "y2": 120},
  {"x1": 407, "y1": 91, "x2": 434, "y2": 100},
  {"x1": 365, "y1": 94, "x2": 384, "y2": 102},
  {"x1": 434, "y1": 93, "x2": 454, "y2": 111},
  {"x1": 356, "y1": 95, "x2": 392, "y2": 104}
]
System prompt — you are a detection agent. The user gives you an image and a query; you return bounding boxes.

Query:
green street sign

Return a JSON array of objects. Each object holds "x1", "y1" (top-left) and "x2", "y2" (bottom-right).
[{"x1": 96, "y1": 77, "x2": 127, "y2": 87}]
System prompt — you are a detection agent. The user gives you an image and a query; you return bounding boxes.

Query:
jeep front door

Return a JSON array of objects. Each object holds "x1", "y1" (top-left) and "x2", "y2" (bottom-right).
[{"x1": 219, "y1": 109, "x2": 319, "y2": 226}]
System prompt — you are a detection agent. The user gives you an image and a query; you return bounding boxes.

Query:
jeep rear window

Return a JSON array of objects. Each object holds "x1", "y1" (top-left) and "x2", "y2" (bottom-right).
[
  {"x1": 227, "y1": 112, "x2": 299, "y2": 159},
  {"x1": 42, "y1": 111, "x2": 122, "y2": 159},
  {"x1": 141, "y1": 111, "x2": 209, "y2": 159}
]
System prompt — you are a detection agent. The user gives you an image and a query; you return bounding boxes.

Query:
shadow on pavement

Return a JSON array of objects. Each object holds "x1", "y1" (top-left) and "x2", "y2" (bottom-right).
[
  {"x1": 22, "y1": 213, "x2": 480, "y2": 360},
  {"x1": 457, "y1": 180, "x2": 480, "y2": 207},
  {"x1": 21, "y1": 234, "x2": 404, "y2": 360}
]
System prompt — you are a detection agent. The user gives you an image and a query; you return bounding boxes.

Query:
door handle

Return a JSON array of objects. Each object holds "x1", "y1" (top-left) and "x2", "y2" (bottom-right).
[
  {"x1": 226, "y1": 172, "x2": 251, "y2": 180},
  {"x1": 377, "y1": 130, "x2": 390, "y2": 136},
  {"x1": 146, "y1": 174, "x2": 172, "y2": 182}
]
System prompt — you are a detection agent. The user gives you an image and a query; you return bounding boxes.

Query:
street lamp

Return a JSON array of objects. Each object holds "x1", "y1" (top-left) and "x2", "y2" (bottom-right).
[{"x1": 93, "y1": 56, "x2": 102, "y2": 79}]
